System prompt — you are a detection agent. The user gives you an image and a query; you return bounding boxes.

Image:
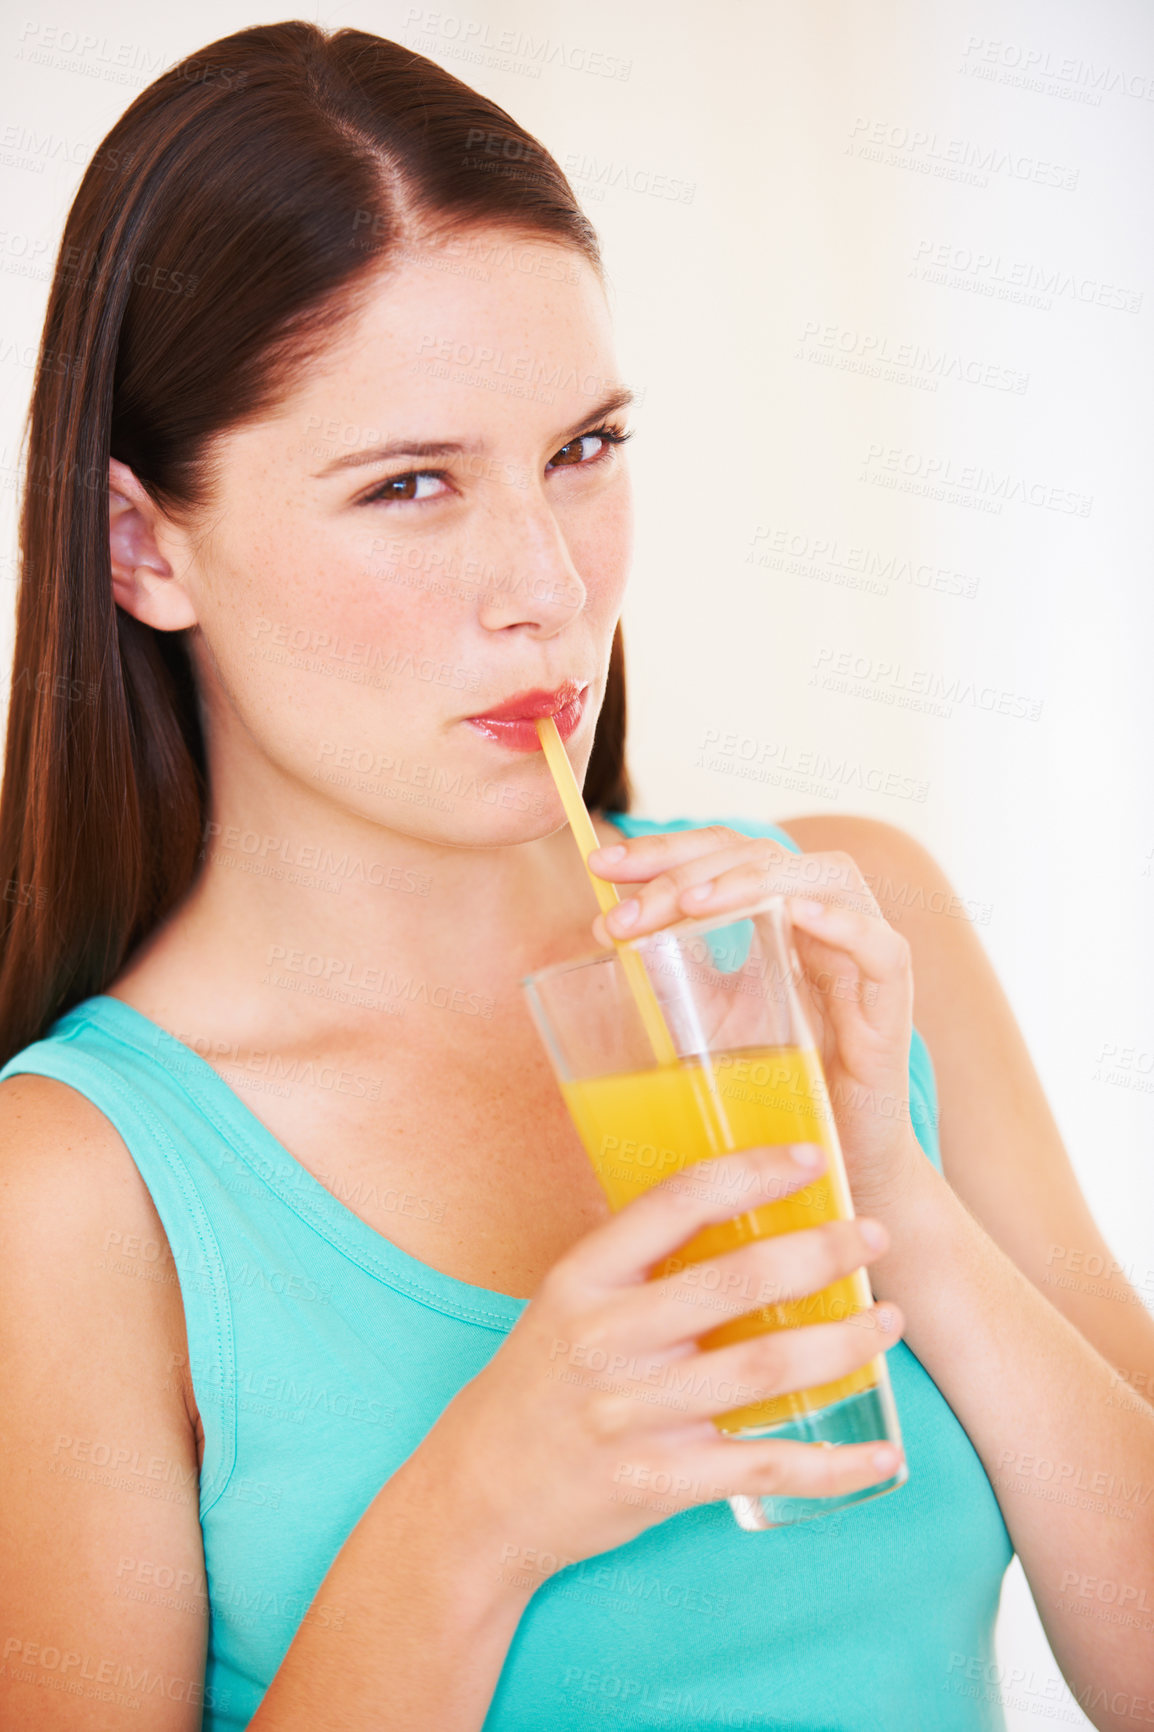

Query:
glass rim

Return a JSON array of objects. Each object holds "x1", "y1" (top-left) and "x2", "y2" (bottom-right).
[{"x1": 519, "y1": 890, "x2": 789, "y2": 990}]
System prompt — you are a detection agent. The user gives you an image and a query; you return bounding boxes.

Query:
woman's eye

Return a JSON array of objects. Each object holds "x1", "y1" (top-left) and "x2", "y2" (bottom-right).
[
  {"x1": 546, "y1": 432, "x2": 619, "y2": 471},
  {"x1": 362, "y1": 471, "x2": 448, "y2": 505},
  {"x1": 359, "y1": 428, "x2": 629, "y2": 500}
]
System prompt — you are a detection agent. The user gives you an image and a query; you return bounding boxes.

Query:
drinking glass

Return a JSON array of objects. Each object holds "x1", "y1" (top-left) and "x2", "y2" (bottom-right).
[{"x1": 521, "y1": 893, "x2": 906, "y2": 1530}]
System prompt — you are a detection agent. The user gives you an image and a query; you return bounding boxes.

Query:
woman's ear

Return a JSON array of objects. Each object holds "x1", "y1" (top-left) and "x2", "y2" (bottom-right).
[{"x1": 108, "y1": 457, "x2": 198, "y2": 630}]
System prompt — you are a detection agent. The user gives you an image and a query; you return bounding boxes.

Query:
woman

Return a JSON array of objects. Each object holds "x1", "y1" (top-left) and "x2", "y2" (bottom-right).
[{"x1": 0, "y1": 21, "x2": 1151, "y2": 1731}]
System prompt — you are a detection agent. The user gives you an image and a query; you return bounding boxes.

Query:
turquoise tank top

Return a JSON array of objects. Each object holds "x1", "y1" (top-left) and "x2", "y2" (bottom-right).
[{"x1": 0, "y1": 813, "x2": 1012, "y2": 1729}]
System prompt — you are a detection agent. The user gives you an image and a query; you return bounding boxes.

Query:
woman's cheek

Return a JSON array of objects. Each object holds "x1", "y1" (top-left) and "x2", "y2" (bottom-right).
[
  {"x1": 191, "y1": 548, "x2": 426, "y2": 738},
  {"x1": 565, "y1": 474, "x2": 633, "y2": 613}
]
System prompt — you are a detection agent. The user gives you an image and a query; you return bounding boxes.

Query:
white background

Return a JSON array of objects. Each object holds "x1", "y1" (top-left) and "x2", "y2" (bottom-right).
[{"x1": 3, "y1": 2, "x2": 1153, "y2": 1724}]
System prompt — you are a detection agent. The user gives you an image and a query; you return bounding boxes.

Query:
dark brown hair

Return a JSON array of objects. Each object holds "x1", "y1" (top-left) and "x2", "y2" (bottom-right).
[{"x1": 0, "y1": 21, "x2": 632, "y2": 1066}]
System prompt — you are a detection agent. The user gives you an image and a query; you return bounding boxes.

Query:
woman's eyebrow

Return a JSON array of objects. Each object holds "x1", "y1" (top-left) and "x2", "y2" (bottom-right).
[{"x1": 310, "y1": 386, "x2": 635, "y2": 478}]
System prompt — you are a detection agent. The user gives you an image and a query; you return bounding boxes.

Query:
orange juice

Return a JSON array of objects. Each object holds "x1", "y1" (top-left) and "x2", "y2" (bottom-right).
[{"x1": 561, "y1": 1045, "x2": 877, "y2": 1433}]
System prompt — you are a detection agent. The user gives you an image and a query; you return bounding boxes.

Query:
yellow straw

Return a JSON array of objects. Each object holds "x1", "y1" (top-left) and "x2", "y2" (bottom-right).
[{"x1": 536, "y1": 715, "x2": 678, "y2": 1067}]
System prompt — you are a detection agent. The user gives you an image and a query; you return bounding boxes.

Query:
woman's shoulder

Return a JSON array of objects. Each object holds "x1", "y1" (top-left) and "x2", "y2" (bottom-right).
[
  {"x1": 0, "y1": 1067, "x2": 137, "y2": 1175},
  {"x1": 0, "y1": 1066, "x2": 145, "y2": 1179},
  {"x1": 0, "y1": 1070, "x2": 196, "y2": 1415},
  {"x1": 773, "y1": 812, "x2": 934, "y2": 872}
]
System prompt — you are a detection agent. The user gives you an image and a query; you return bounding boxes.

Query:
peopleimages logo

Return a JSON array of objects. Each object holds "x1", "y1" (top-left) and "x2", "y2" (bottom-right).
[
  {"x1": 810, "y1": 647, "x2": 1044, "y2": 723},
  {"x1": 695, "y1": 729, "x2": 930, "y2": 805},
  {"x1": 747, "y1": 525, "x2": 978, "y2": 600},
  {"x1": 200, "y1": 821, "x2": 431, "y2": 895},
  {"x1": 911, "y1": 239, "x2": 1143, "y2": 314},
  {"x1": 959, "y1": 35, "x2": 1154, "y2": 104},
  {"x1": 847, "y1": 117, "x2": 1079, "y2": 190},
  {"x1": 859, "y1": 444, "x2": 1093, "y2": 517},
  {"x1": 402, "y1": 8, "x2": 632, "y2": 80},
  {"x1": 562, "y1": 151, "x2": 696, "y2": 205},
  {"x1": 793, "y1": 321, "x2": 1028, "y2": 394}
]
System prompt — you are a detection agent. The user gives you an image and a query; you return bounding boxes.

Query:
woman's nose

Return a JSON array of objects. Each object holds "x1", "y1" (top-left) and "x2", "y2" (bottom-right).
[{"x1": 474, "y1": 492, "x2": 587, "y2": 635}]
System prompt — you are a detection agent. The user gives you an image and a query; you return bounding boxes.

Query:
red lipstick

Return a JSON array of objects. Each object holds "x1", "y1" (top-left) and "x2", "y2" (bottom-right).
[{"x1": 466, "y1": 681, "x2": 587, "y2": 751}]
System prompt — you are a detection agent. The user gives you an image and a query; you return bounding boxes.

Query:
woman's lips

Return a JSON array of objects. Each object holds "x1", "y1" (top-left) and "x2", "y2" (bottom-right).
[{"x1": 465, "y1": 683, "x2": 587, "y2": 752}]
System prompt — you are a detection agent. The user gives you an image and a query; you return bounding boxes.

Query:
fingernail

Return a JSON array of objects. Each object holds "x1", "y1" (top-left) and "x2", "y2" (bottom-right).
[
  {"x1": 683, "y1": 880, "x2": 715, "y2": 904},
  {"x1": 791, "y1": 898, "x2": 826, "y2": 921},
  {"x1": 609, "y1": 897, "x2": 639, "y2": 930},
  {"x1": 860, "y1": 1219, "x2": 887, "y2": 1250},
  {"x1": 789, "y1": 1144, "x2": 824, "y2": 1168},
  {"x1": 591, "y1": 844, "x2": 626, "y2": 865},
  {"x1": 876, "y1": 1305, "x2": 899, "y2": 1332},
  {"x1": 872, "y1": 1446, "x2": 899, "y2": 1472}
]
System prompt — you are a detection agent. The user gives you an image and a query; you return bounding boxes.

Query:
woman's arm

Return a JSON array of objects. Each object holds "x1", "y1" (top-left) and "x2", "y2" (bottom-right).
[
  {"x1": 872, "y1": 1150, "x2": 1154, "y2": 1727},
  {"x1": 783, "y1": 813, "x2": 1154, "y2": 1405},
  {"x1": 782, "y1": 814, "x2": 1154, "y2": 1726},
  {"x1": 0, "y1": 1077, "x2": 209, "y2": 1731},
  {"x1": 246, "y1": 1439, "x2": 539, "y2": 1731}
]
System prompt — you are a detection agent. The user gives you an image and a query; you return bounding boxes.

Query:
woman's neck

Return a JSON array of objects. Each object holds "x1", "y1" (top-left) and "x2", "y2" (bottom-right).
[{"x1": 107, "y1": 787, "x2": 624, "y2": 1054}]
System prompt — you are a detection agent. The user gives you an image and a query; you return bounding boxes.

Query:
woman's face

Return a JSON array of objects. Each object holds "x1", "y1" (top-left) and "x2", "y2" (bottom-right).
[{"x1": 166, "y1": 227, "x2": 633, "y2": 846}]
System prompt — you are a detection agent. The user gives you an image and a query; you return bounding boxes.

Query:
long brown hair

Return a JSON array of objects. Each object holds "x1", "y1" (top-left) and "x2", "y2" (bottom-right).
[{"x1": 0, "y1": 21, "x2": 632, "y2": 1066}]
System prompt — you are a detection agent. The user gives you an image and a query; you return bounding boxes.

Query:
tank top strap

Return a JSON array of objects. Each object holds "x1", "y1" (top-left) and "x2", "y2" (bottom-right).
[{"x1": 606, "y1": 810, "x2": 802, "y2": 852}]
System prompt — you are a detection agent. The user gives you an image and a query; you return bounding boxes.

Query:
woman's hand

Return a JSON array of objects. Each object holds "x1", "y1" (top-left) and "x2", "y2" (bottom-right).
[
  {"x1": 429, "y1": 1142, "x2": 903, "y2": 1581},
  {"x1": 586, "y1": 825, "x2": 925, "y2": 1216}
]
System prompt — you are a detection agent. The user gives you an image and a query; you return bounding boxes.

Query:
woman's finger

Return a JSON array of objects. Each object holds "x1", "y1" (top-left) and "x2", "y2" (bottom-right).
[
  {"x1": 615, "y1": 856, "x2": 811, "y2": 934},
  {"x1": 590, "y1": 832, "x2": 876, "y2": 908},
  {"x1": 594, "y1": 844, "x2": 782, "y2": 941},
  {"x1": 612, "y1": 1214, "x2": 888, "y2": 1356},
  {"x1": 590, "y1": 839, "x2": 879, "y2": 946},
  {"x1": 578, "y1": 1304, "x2": 903, "y2": 1436},
  {"x1": 644, "y1": 1430, "x2": 905, "y2": 1514},
  {"x1": 786, "y1": 895, "x2": 911, "y2": 1009},
  {"x1": 587, "y1": 825, "x2": 776, "y2": 883},
  {"x1": 592, "y1": 846, "x2": 834, "y2": 944},
  {"x1": 556, "y1": 1143, "x2": 828, "y2": 1292},
  {"x1": 589, "y1": 828, "x2": 801, "y2": 935}
]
